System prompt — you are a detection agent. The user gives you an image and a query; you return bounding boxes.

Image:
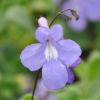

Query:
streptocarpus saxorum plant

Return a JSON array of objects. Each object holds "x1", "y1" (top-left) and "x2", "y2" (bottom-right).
[{"x1": 20, "y1": 9, "x2": 82, "y2": 100}]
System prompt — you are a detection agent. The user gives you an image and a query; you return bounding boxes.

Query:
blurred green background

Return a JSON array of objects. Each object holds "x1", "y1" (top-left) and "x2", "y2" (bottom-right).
[{"x1": 0, "y1": 0, "x2": 100, "y2": 100}]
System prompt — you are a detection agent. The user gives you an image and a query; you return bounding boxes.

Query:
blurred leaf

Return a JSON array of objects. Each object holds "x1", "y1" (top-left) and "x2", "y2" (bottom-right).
[
  {"x1": 0, "y1": 75, "x2": 21, "y2": 100},
  {"x1": 30, "y1": 0, "x2": 55, "y2": 14},
  {"x1": 0, "y1": 12, "x2": 8, "y2": 33},
  {"x1": 0, "y1": 0, "x2": 33, "y2": 10},
  {"x1": 31, "y1": 0, "x2": 48, "y2": 13},
  {"x1": 22, "y1": 94, "x2": 37, "y2": 100},
  {"x1": 85, "y1": 81, "x2": 100, "y2": 98},
  {"x1": 75, "y1": 61, "x2": 87, "y2": 80},
  {"x1": 87, "y1": 51, "x2": 100, "y2": 81},
  {"x1": 5, "y1": 6, "x2": 33, "y2": 32}
]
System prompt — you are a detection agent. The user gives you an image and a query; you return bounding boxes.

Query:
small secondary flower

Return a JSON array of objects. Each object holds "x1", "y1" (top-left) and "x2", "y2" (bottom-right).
[
  {"x1": 20, "y1": 17, "x2": 82, "y2": 90},
  {"x1": 61, "y1": 0, "x2": 100, "y2": 31},
  {"x1": 35, "y1": 80, "x2": 56, "y2": 100}
]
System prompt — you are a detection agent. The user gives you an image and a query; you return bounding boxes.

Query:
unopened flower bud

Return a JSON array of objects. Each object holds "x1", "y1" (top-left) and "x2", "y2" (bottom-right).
[
  {"x1": 70, "y1": 10, "x2": 79, "y2": 20},
  {"x1": 38, "y1": 17, "x2": 49, "y2": 27}
]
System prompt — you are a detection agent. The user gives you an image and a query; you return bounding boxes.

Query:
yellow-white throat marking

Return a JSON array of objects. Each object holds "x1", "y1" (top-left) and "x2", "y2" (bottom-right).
[{"x1": 44, "y1": 42, "x2": 58, "y2": 61}]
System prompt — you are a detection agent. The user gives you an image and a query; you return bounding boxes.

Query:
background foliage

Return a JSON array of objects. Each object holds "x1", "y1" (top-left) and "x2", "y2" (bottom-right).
[{"x1": 0, "y1": 0, "x2": 100, "y2": 100}]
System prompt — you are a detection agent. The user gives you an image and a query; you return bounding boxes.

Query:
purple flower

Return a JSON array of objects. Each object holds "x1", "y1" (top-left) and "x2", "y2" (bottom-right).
[
  {"x1": 20, "y1": 17, "x2": 82, "y2": 90},
  {"x1": 67, "y1": 57, "x2": 81, "y2": 84},
  {"x1": 61, "y1": 0, "x2": 100, "y2": 31},
  {"x1": 35, "y1": 80, "x2": 56, "y2": 100}
]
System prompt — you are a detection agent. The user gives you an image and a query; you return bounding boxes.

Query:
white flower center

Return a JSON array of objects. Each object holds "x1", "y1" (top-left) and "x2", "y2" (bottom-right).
[{"x1": 44, "y1": 42, "x2": 58, "y2": 61}]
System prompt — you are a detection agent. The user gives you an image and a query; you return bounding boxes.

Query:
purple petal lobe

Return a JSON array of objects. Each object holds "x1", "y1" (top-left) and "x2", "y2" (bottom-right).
[
  {"x1": 20, "y1": 43, "x2": 46, "y2": 71},
  {"x1": 70, "y1": 57, "x2": 81, "y2": 68},
  {"x1": 85, "y1": 1, "x2": 100, "y2": 21},
  {"x1": 68, "y1": 17, "x2": 87, "y2": 31},
  {"x1": 35, "y1": 80, "x2": 48, "y2": 100},
  {"x1": 62, "y1": 0, "x2": 87, "y2": 31},
  {"x1": 35, "y1": 27, "x2": 50, "y2": 43},
  {"x1": 67, "y1": 68, "x2": 74, "y2": 84},
  {"x1": 57, "y1": 39, "x2": 82, "y2": 66},
  {"x1": 42, "y1": 60, "x2": 68, "y2": 90},
  {"x1": 50, "y1": 24, "x2": 63, "y2": 41}
]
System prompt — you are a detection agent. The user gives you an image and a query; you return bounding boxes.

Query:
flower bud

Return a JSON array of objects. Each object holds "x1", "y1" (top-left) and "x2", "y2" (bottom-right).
[{"x1": 38, "y1": 17, "x2": 49, "y2": 27}]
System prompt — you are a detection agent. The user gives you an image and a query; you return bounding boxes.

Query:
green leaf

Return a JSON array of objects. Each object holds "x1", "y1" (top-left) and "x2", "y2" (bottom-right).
[
  {"x1": 5, "y1": 6, "x2": 33, "y2": 32},
  {"x1": 30, "y1": 0, "x2": 56, "y2": 14},
  {"x1": 75, "y1": 60, "x2": 88, "y2": 81},
  {"x1": 22, "y1": 94, "x2": 37, "y2": 100},
  {"x1": 56, "y1": 86, "x2": 81, "y2": 100},
  {"x1": 0, "y1": 12, "x2": 8, "y2": 33},
  {"x1": 87, "y1": 51, "x2": 100, "y2": 81}
]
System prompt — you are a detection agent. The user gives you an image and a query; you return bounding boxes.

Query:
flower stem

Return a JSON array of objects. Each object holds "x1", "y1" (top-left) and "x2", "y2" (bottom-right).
[
  {"x1": 31, "y1": 69, "x2": 41, "y2": 100},
  {"x1": 49, "y1": 9, "x2": 79, "y2": 27}
]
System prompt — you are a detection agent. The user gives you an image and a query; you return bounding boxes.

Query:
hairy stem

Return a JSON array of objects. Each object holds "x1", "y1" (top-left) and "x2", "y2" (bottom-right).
[
  {"x1": 31, "y1": 69, "x2": 41, "y2": 100},
  {"x1": 49, "y1": 9, "x2": 73, "y2": 27}
]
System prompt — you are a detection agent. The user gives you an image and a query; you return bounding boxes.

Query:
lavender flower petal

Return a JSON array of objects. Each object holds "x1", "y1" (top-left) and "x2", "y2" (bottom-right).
[
  {"x1": 57, "y1": 39, "x2": 81, "y2": 66},
  {"x1": 35, "y1": 80, "x2": 56, "y2": 100},
  {"x1": 62, "y1": 0, "x2": 87, "y2": 31},
  {"x1": 42, "y1": 60, "x2": 68, "y2": 90},
  {"x1": 35, "y1": 80, "x2": 50, "y2": 100},
  {"x1": 67, "y1": 68, "x2": 74, "y2": 84},
  {"x1": 20, "y1": 44, "x2": 46, "y2": 71},
  {"x1": 68, "y1": 17, "x2": 87, "y2": 31},
  {"x1": 47, "y1": 95, "x2": 56, "y2": 100},
  {"x1": 35, "y1": 27, "x2": 51, "y2": 43},
  {"x1": 70, "y1": 57, "x2": 81, "y2": 68},
  {"x1": 85, "y1": 1, "x2": 100, "y2": 21},
  {"x1": 61, "y1": 0, "x2": 100, "y2": 31},
  {"x1": 50, "y1": 24, "x2": 63, "y2": 41}
]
